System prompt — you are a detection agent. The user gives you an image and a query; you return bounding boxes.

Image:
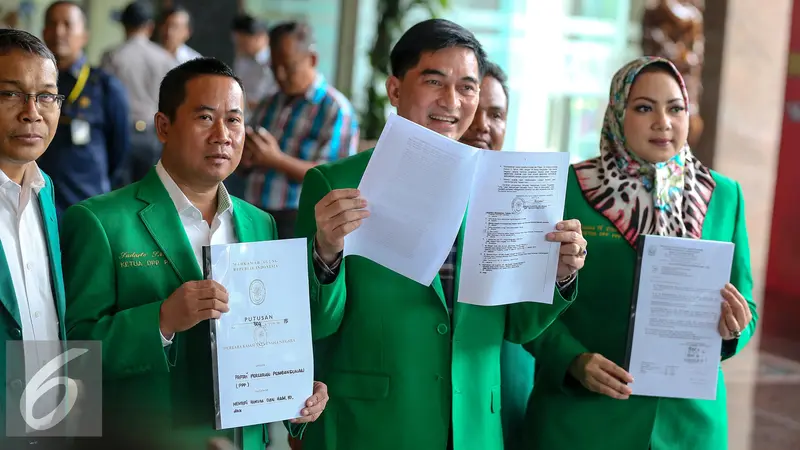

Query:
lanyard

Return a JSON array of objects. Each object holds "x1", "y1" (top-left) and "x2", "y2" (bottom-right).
[{"x1": 66, "y1": 64, "x2": 90, "y2": 105}]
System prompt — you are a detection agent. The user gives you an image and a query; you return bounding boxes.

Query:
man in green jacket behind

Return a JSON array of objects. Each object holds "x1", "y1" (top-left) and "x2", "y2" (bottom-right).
[
  {"x1": 295, "y1": 19, "x2": 588, "y2": 450},
  {"x1": 61, "y1": 57, "x2": 328, "y2": 450}
]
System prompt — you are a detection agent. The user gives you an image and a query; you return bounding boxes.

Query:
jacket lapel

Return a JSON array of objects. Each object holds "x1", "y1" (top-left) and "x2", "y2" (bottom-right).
[
  {"x1": 232, "y1": 199, "x2": 256, "y2": 243},
  {"x1": 38, "y1": 179, "x2": 67, "y2": 333},
  {"x1": 430, "y1": 216, "x2": 468, "y2": 316},
  {"x1": 453, "y1": 216, "x2": 467, "y2": 327},
  {"x1": 0, "y1": 240, "x2": 21, "y2": 326},
  {"x1": 136, "y1": 170, "x2": 202, "y2": 283}
]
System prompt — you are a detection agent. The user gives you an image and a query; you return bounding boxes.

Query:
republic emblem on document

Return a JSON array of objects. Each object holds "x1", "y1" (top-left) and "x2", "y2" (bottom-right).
[{"x1": 249, "y1": 279, "x2": 266, "y2": 305}]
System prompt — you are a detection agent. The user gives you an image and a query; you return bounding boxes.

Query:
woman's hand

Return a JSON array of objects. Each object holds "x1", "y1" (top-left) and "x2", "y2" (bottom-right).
[
  {"x1": 718, "y1": 283, "x2": 752, "y2": 340},
  {"x1": 568, "y1": 353, "x2": 633, "y2": 400}
]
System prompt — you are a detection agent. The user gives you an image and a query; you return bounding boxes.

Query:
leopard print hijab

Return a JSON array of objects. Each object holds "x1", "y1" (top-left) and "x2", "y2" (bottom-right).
[{"x1": 574, "y1": 56, "x2": 716, "y2": 247}]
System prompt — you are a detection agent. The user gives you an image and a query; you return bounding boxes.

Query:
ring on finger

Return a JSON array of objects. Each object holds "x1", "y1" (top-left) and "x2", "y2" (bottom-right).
[{"x1": 731, "y1": 328, "x2": 741, "y2": 339}]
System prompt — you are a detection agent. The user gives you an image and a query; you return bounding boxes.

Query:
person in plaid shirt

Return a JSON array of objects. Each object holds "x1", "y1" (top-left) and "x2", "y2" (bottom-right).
[{"x1": 239, "y1": 21, "x2": 358, "y2": 239}]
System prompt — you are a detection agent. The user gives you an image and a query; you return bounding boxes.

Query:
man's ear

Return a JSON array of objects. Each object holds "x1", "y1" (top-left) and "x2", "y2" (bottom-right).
[
  {"x1": 154, "y1": 112, "x2": 171, "y2": 144},
  {"x1": 385, "y1": 76, "x2": 401, "y2": 108}
]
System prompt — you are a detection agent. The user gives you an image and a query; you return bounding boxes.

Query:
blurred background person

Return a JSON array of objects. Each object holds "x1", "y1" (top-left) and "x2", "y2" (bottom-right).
[
  {"x1": 231, "y1": 13, "x2": 274, "y2": 116},
  {"x1": 40, "y1": 0, "x2": 129, "y2": 219},
  {"x1": 239, "y1": 20, "x2": 359, "y2": 239},
  {"x1": 157, "y1": 4, "x2": 201, "y2": 64},
  {"x1": 101, "y1": 0, "x2": 176, "y2": 185}
]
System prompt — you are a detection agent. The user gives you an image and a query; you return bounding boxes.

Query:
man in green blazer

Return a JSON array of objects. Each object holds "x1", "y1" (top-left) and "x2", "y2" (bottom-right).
[
  {"x1": 294, "y1": 19, "x2": 588, "y2": 450},
  {"x1": 0, "y1": 29, "x2": 71, "y2": 449},
  {"x1": 60, "y1": 57, "x2": 328, "y2": 450},
  {"x1": 459, "y1": 61, "x2": 532, "y2": 450}
]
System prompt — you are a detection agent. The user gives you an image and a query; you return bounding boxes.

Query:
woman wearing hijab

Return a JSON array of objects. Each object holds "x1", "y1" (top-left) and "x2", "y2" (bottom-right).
[{"x1": 521, "y1": 56, "x2": 756, "y2": 450}]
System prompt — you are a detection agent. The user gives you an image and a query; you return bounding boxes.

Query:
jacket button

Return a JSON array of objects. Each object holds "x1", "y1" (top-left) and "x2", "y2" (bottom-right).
[
  {"x1": 10, "y1": 379, "x2": 23, "y2": 390},
  {"x1": 12, "y1": 328, "x2": 21, "y2": 338},
  {"x1": 437, "y1": 323, "x2": 448, "y2": 335}
]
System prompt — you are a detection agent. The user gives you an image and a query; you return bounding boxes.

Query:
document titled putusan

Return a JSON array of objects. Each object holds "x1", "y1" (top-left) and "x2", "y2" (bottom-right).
[{"x1": 203, "y1": 238, "x2": 313, "y2": 429}]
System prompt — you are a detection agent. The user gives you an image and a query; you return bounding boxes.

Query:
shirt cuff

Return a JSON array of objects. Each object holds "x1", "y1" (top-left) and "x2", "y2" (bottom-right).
[
  {"x1": 312, "y1": 238, "x2": 342, "y2": 284},
  {"x1": 556, "y1": 272, "x2": 577, "y2": 290},
  {"x1": 160, "y1": 330, "x2": 174, "y2": 347}
]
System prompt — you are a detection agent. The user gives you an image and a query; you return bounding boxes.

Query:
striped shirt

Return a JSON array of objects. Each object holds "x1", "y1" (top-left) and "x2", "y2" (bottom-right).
[{"x1": 245, "y1": 74, "x2": 359, "y2": 210}]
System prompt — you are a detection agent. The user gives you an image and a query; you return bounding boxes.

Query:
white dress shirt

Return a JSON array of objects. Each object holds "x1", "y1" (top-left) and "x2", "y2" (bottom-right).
[
  {"x1": 0, "y1": 163, "x2": 61, "y2": 422},
  {"x1": 155, "y1": 161, "x2": 237, "y2": 346},
  {"x1": 175, "y1": 44, "x2": 202, "y2": 64}
]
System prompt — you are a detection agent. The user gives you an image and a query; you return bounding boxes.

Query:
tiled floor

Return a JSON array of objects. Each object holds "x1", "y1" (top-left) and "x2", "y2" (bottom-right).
[{"x1": 750, "y1": 353, "x2": 800, "y2": 449}]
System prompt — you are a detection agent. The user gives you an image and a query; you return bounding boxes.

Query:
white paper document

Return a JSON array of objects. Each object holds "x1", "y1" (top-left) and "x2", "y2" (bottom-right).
[
  {"x1": 344, "y1": 113, "x2": 569, "y2": 304},
  {"x1": 203, "y1": 238, "x2": 314, "y2": 430},
  {"x1": 344, "y1": 112, "x2": 480, "y2": 285},
  {"x1": 625, "y1": 235, "x2": 734, "y2": 401},
  {"x1": 457, "y1": 151, "x2": 570, "y2": 306}
]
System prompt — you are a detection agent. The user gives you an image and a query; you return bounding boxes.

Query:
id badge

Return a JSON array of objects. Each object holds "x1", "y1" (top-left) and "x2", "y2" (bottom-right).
[{"x1": 70, "y1": 119, "x2": 91, "y2": 145}]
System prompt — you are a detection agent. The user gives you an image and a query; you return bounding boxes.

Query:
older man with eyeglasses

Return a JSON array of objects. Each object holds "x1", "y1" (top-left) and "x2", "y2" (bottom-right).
[{"x1": 0, "y1": 28, "x2": 70, "y2": 449}]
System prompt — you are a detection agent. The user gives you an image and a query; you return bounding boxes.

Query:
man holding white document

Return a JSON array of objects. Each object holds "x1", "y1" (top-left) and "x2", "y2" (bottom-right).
[
  {"x1": 61, "y1": 58, "x2": 327, "y2": 450},
  {"x1": 295, "y1": 19, "x2": 586, "y2": 450}
]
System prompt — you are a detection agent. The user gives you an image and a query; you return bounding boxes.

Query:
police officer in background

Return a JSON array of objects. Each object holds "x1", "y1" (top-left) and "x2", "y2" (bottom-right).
[
  {"x1": 101, "y1": 1, "x2": 176, "y2": 184},
  {"x1": 41, "y1": 0, "x2": 130, "y2": 218}
]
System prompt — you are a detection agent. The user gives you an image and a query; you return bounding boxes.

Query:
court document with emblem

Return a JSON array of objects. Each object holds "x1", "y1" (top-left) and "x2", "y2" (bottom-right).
[
  {"x1": 624, "y1": 234, "x2": 734, "y2": 401},
  {"x1": 345, "y1": 112, "x2": 569, "y2": 298},
  {"x1": 457, "y1": 150, "x2": 569, "y2": 306},
  {"x1": 202, "y1": 238, "x2": 313, "y2": 430}
]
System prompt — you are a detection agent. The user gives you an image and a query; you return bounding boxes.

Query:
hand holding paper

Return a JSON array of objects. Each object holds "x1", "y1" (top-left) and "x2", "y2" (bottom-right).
[{"x1": 314, "y1": 189, "x2": 370, "y2": 265}]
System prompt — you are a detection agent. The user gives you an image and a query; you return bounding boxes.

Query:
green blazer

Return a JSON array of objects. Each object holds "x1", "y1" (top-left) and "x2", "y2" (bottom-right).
[
  {"x1": 295, "y1": 149, "x2": 577, "y2": 450},
  {"x1": 522, "y1": 167, "x2": 757, "y2": 450},
  {"x1": 60, "y1": 169, "x2": 303, "y2": 450},
  {"x1": 499, "y1": 340, "x2": 535, "y2": 450},
  {"x1": 0, "y1": 171, "x2": 67, "y2": 438}
]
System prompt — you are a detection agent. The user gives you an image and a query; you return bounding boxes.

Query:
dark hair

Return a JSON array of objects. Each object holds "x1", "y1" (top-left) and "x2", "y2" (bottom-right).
[
  {"x1": 44, "y1": 1, "x2": 87, "y2": 26},
  {"x1": 231, "y1": 14, "x2": 267, "y2": 35},
  {"x1": 268, "y1": 21, "x2": 315, "y2": 52},
  {"x1": 390, "y1": 19, "x2": 487, "y2": 79},
  {"x1": 159, "y1": 4, "x2": 191, "y2": 29},
  {"x1": 0, "y1": 29, "x2": 57, "y2": 69},
  {"x1": 484, "y1": 61, "x2": 509, "y2": 103},
  {"x1": 158, "y1": 57, "x2": 244, "y2": 120},
  {"x1": 119, "y1": 1, "x2": 153, "y2": 29}
]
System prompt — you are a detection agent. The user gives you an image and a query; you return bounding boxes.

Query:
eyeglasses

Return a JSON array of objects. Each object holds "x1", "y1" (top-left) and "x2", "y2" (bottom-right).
[{"x1": 0, "y1": 90, "x2": 65, "y2": 110}]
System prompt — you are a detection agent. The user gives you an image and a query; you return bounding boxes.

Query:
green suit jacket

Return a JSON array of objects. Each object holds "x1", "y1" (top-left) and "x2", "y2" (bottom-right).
[
  {"x1": 0, "y1": 171, "x2": 67, "y2": 441},
  {"x1": 522, "y1": 167, "x2": 757, "y2": 450},
  {"x1": 295, "y1": 149, "x2": 577, "y2": 450},
  {"x1": 61, "y1": 169, "x2": 303, "y2": 450}
]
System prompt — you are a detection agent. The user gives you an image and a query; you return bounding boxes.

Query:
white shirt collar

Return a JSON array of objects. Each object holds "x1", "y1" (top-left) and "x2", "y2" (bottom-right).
[
  {"x1": 0, "y1": 162, "x2": 45, "y2": 193},
  {"x1": 154, "y1": 160, "x2": 234, "y2": 219},
  {"x1": 0, "y1": 162, "x2": 46, "y2": 216}
]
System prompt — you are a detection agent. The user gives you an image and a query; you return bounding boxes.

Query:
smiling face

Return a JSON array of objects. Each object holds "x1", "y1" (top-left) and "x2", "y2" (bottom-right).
[
  {"x1": 0, "y1": 49, "x2": 59, "y2": 178},
  {"x1": 385, "y1": 47, "x2": 480, "y2": 140},
  {"x1": 622, "y1": 68, "x2": 689, "y2": 163},
  {"x1": 155, "y1": 74, "x2": 245, "y2": 187},
  {"x1": 459, "y1": 75, "x2": 507, "y2": 150}
]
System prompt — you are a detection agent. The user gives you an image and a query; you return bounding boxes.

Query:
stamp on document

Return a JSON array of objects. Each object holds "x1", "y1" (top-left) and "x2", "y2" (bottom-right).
[{"x1": 249, "y1": 279, "x2": 266, "y2": 305}]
